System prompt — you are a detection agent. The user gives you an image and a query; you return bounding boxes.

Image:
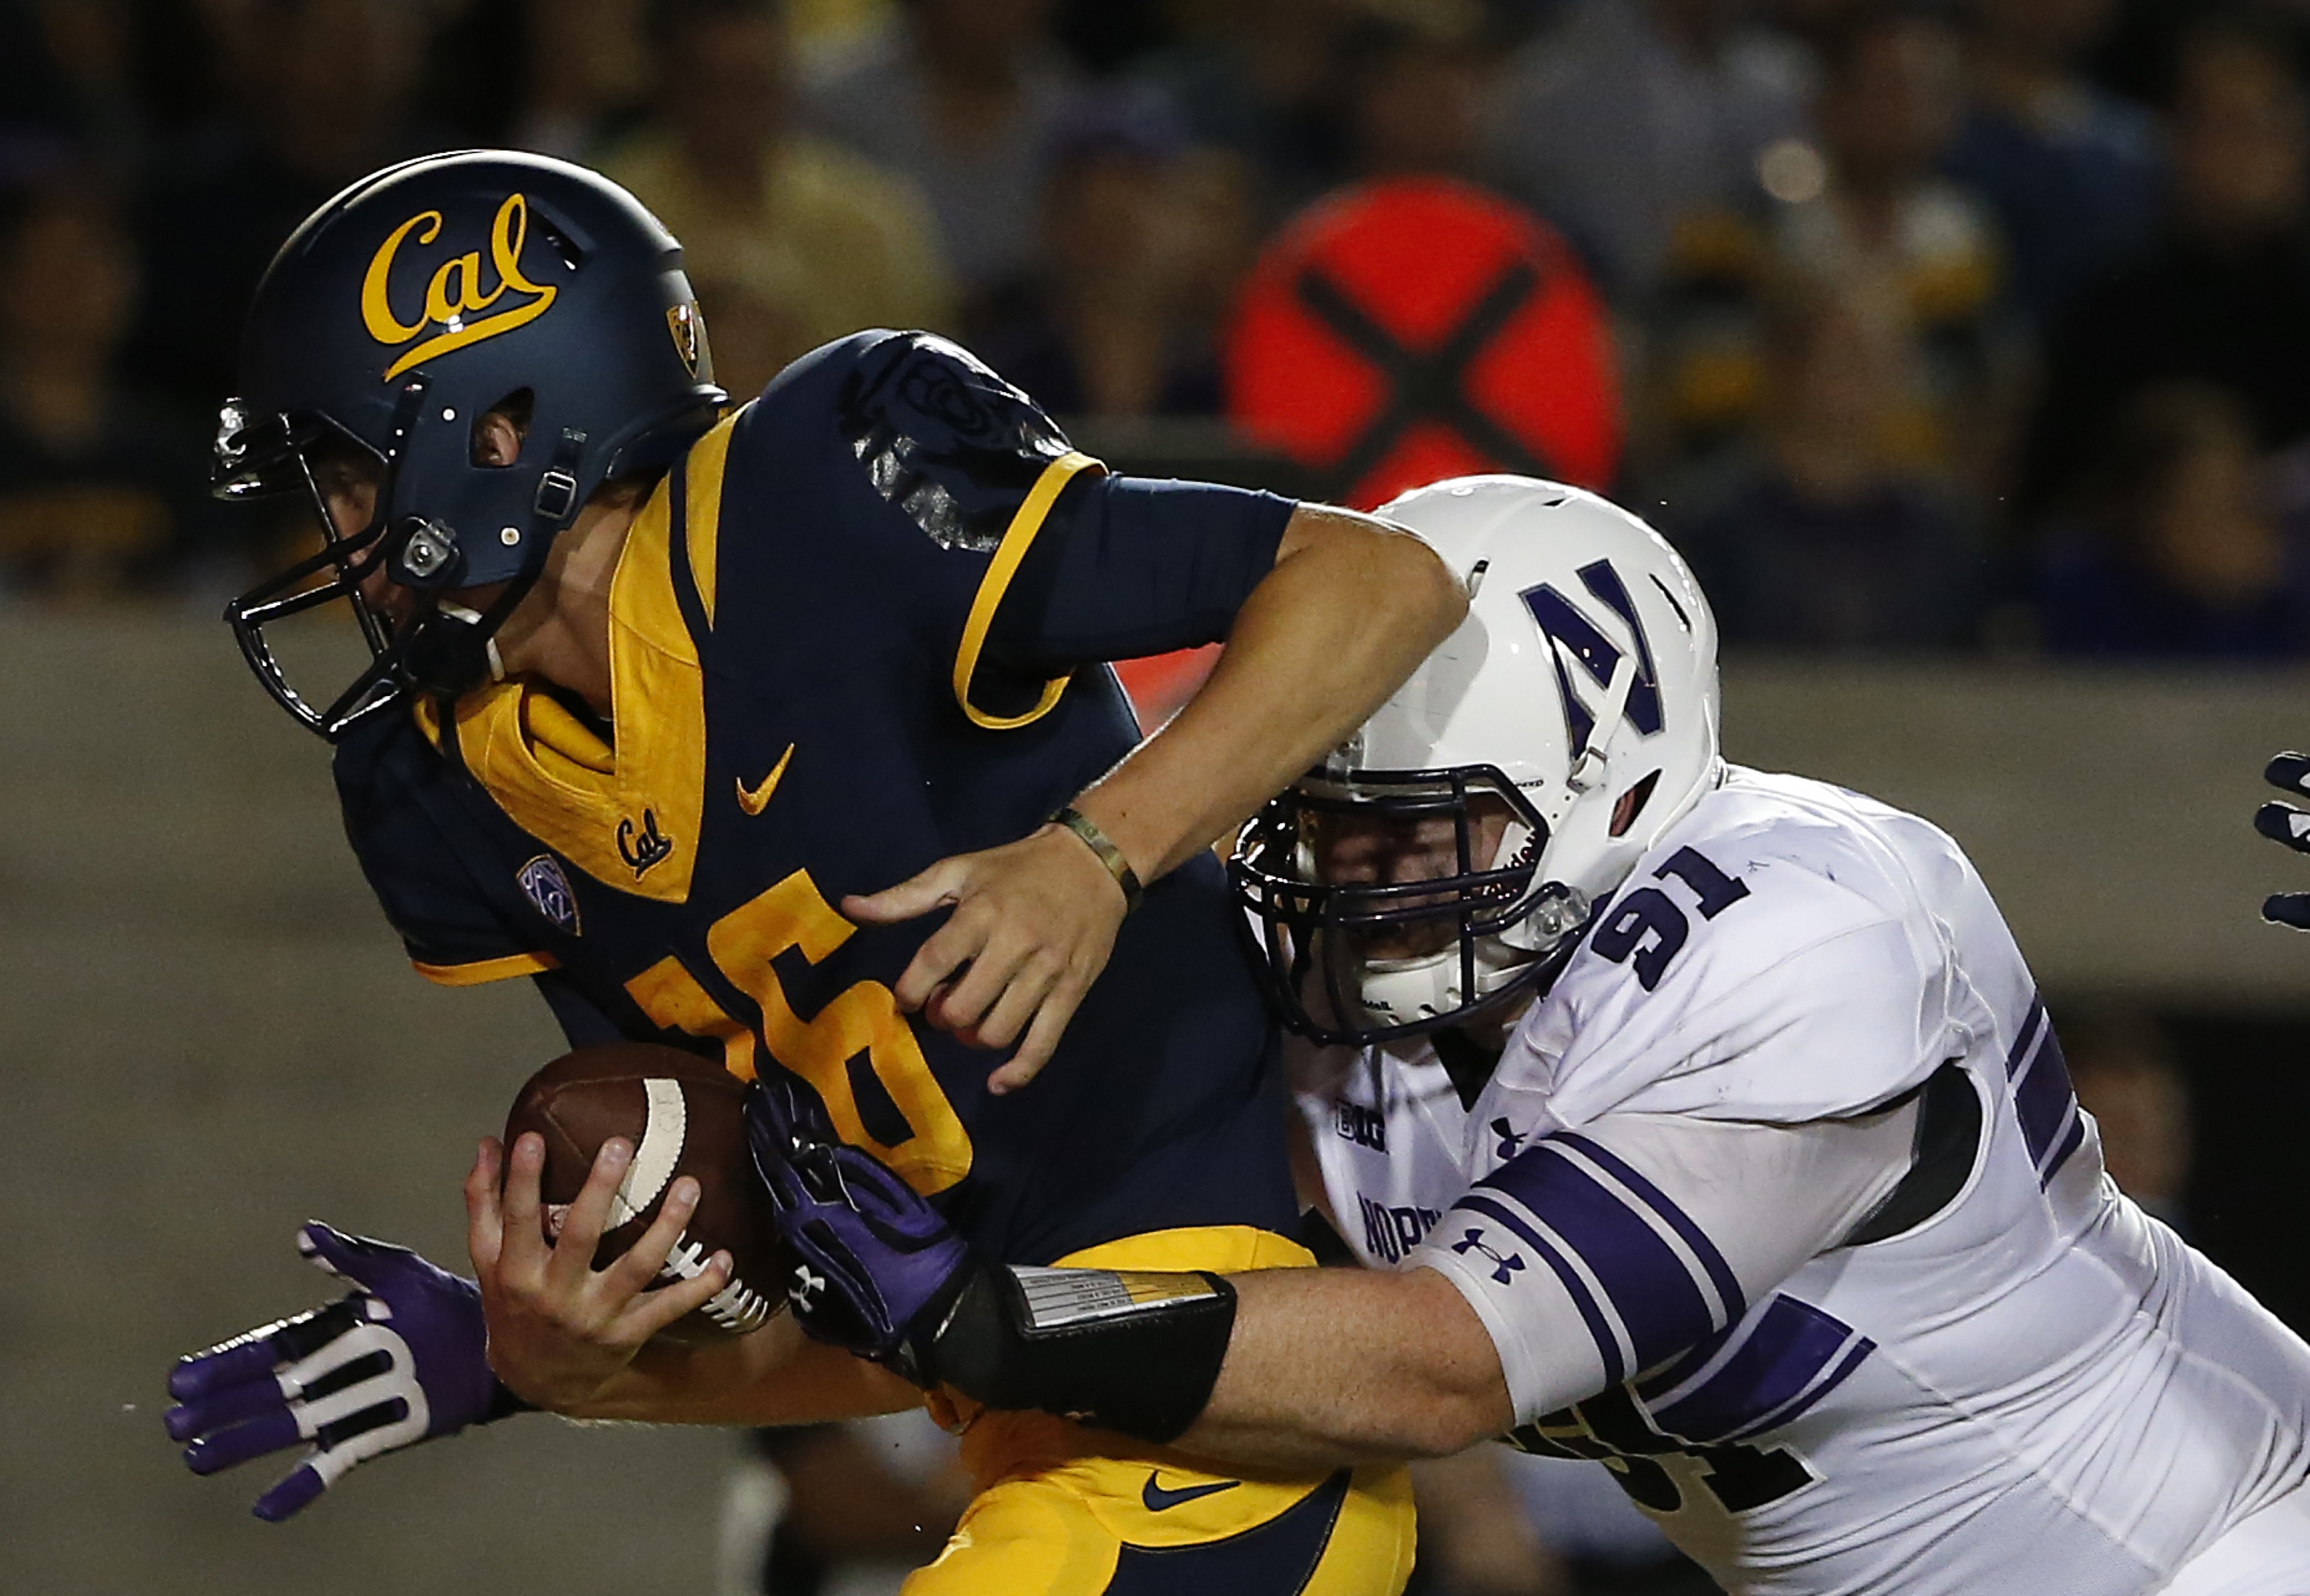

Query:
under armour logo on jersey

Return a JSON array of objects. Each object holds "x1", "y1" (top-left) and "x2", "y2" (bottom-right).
[
  {"x1": 1521, "y1": 559, "x2": 1664, "y2": 758},
  {"x1": 1452, "y1": 1227, "x2": 1526, "y2": 1285},
  {"x1": 790, "y1": 1264, "x2": 827, "y2": 1310},
  {"x1": 515, "y1": 855, "x2": 581, "y2": 935},
  {"x1": 1491, "y1": 1117, "x2": 1527, "y2": 1160},
  {"x1": 616, "y1": 810, "x2": 675, "y2": 878}
]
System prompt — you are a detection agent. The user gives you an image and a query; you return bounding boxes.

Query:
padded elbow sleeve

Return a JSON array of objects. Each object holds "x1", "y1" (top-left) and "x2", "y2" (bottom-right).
[{"x1": 922, "y1": 1264, "x2": 1239, "y2": 1444}]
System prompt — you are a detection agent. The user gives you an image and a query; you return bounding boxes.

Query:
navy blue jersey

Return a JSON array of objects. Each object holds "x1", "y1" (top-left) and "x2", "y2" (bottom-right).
[{"x1": 335, "y1": 331, "x2": 1301, "y2": 1263}]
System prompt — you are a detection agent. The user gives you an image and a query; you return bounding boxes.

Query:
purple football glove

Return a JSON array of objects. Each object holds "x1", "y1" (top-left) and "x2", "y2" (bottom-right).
[
  {"x1": 165, "y1": 1222, "x2": 527, "y2": 1521},
  {"x1": 744, "y1": 1072, "x2": 971, "y2": 1380}
]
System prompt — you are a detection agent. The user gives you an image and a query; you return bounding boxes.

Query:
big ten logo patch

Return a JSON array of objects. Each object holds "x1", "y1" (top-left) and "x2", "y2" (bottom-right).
[
  {"x1": 362, "y1": 192, "x2": 559, "y2": 381},
  {"x1": 1358, "y1": 1193, "x2": 1441, "y2": 1263},
  {"x1": 1334, "y1": 1100, "x2": 1387, "y2": 1151}
]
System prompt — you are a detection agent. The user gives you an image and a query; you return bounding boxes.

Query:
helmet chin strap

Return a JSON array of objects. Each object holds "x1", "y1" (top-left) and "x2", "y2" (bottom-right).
[
  {"x1": 436, "y1": 604, "x2": 507, "y2": 684},
  {"x1": 1565, "y1": 652, "x2": 1638, "y2": 794}
]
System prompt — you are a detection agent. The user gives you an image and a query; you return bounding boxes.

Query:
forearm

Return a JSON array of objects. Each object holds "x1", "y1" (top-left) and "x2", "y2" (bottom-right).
[
  {"x1": 1077, "y1": 504, "x2": 1465, "y2": 880},
  {"x1": 563, "y1": 1317, "x2": 923, "y2": 1426},
  {"x1": 1176, "y1": 1265, "x2": 1513, "y2": 1471}
]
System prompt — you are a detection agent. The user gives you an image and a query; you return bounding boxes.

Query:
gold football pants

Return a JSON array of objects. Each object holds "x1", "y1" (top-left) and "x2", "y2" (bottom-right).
[{"x1": 904, "y1": 1226, "x2": 1416, "y2": 1596}]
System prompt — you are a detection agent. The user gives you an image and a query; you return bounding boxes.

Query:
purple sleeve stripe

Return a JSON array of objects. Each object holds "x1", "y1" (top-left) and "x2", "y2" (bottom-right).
[
  {"x1": 2040, "y1": 1108, "x2": 2086, "y2": 1189},
  {"x1": 1455, "y1": 1192, "x2": 1629, "y2": 1385},
  {"x1": 1723, "y1": 1330, "x2": 1876, "y2": 1443},
  {"x1": 2004, "y1": 995, "x2": 2048, "y2": 1081},
  {"x1": 2014, "y1": 1022, "x2": 2080, "y2": 1171},
  {"x1": 1649, "y1": 1294, "x2": 1867, "y2": 1446},
  {"x1": 1553, "y1": 1131, "x2": 1746, "y2": 1320},
  {"x1": 1632, "y1": 1322, "x2": 1737, "y2": 1403},
  {"x1": 1475, "y1": 1145, "x2": 1720, "y2": 1370}
]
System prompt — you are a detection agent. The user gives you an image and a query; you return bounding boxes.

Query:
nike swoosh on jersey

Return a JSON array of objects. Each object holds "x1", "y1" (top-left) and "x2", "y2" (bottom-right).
[
  {"x1": 735, "y1": 744, "x2": 794, "y2": 816},
  {"x1": 1142, "y1": 1473, "x2": 1240, "y2": 1511}
]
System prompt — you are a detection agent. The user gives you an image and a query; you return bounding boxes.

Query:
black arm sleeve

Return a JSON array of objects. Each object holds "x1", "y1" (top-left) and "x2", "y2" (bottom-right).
[{"x1": 985, "y1": 473, "x2": 1298, "y2": 672}]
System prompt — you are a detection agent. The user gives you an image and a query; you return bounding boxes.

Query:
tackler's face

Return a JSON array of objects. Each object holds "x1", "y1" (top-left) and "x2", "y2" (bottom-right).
[{"x1": 1307, "y1": 796, "x2": 1515, "y2": 962}]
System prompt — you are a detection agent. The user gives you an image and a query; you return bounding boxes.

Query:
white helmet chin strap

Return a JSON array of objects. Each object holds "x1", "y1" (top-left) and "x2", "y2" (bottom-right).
[{"x1": 1565, "y1": 651, "x2": 1636, "y2": 794}]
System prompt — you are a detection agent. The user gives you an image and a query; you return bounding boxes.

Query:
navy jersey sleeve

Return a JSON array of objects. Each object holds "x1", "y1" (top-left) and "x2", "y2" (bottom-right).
[
  {"x1": 332, "y1": 712, "x2": 555, "y2": 987},
  {"x1": 986, "y1": 473, "x2": 1297, "y2": 671},
  {"x1": 791, "y1": 330, "x2": 1296, "y2": 723}
]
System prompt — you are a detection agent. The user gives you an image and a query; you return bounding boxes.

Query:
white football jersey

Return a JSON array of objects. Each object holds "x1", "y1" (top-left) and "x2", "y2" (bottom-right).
[{"x1": 1289, "y1": 766, "x2": 2310, "y2": 1594}]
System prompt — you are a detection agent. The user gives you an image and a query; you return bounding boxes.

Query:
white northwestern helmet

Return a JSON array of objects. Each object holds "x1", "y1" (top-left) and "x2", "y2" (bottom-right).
[{"x1": 1231, "y1": 475, "x2": 1722, "y2": 1044}]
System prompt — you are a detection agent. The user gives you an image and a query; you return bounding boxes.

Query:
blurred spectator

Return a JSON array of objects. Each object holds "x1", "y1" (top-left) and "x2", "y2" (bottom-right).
[
  {"x1": 1644, "y1": 7, "x2": 2012, "y2": 475},
  {"x1": 2062, "y1": 1006, "x2": 2192, "y2": 1230},
  {"x1": 1660, "y1": 279, "x2": 1987, "y2": 650},
  {"x1": 1344, "y1": 2, "x2": 1492, "y2": 180},
  {"x1": 0, "y1": 0, "x2": 158, "y2": 183},
  {"x1": 1481, "y1": 0, "x2": 1808, "y2": 303},
  {"x1": 1136, "y1": 0, "x2": 1358, "y2": 222},
  {"x1": 1773, "y1": 8, "x2": 2014, "y2": 480},
  {"x1": 604, "y1": 0, "x2": 952, "y2": 401},
  {"x1": 965, "y1": 97, "x2": 1237, "y2": 419},
  {"x1": 2025, "y1": 24, "x2": 2310, "y2": 522},
  {"x1": 1939, "y1": 0, "x2": 2160, "y2": 325},
  {"x1": 423, "y1": 0, "x2": 654, "y2": 159},
  {"x1": 802, "y1": 0, "x2": 1081, "y2": 309},
  {"x1": 129, "y1": 0, "x2": 431, "y2": 411},
  {"x1": 0, "y1": 188, "x2": 212, "y2": 597},
  {"x1": 2034, "y1": 382, "x2": 2310, "y2": 658}
]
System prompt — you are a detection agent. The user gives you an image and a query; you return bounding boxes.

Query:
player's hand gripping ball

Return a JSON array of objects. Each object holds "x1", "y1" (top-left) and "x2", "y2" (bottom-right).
[
  {"x1": 501, "y1": 1043, "x2": 787, "y2": 1347},
  {"x1": 744, "y1": 1070, "x2": 971, "y2": 1380},
  {"x1": 165, "y1": 1223, "x2": 527, "y2": 1521}
]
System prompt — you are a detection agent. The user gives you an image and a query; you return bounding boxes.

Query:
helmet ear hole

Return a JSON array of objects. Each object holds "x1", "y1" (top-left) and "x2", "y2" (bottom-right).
[
  {"x1": 470, "y1": 389, "x2": 535, "y2": 467},
  {"x1": 1609, "y1": 770, "x2": 1661, "y2": 838}
]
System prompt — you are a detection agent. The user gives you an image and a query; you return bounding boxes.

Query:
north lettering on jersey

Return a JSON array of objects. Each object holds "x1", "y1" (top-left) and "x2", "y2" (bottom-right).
[{"x1": 1357, "y1": 1193, "x2": 1440, "y2": 1263}]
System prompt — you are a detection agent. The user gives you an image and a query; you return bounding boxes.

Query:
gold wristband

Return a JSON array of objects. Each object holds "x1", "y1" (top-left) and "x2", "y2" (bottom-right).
[{"x1": 1050, "y1": 805, "x2": 1144, "y2": 914}]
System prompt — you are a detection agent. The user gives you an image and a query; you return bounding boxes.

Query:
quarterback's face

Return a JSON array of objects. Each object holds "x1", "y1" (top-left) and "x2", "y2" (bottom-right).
[
  {"x1": 313, "y1": 447, "x2": 381, "y2": 544},
  {"x1": 1310, "y1": 797, "x2": 1513, "y2": 961}
]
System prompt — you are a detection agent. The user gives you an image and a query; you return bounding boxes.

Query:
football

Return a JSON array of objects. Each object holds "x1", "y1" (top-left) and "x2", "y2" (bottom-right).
[{"x1": 503, "y1": 1042, "x2": 785, "y2": 1347}]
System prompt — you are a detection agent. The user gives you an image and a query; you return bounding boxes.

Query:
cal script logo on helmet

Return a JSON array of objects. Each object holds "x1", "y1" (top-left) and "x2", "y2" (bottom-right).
[{"x1": 359, "y1": 192, "x2": 559, "y2": 381}]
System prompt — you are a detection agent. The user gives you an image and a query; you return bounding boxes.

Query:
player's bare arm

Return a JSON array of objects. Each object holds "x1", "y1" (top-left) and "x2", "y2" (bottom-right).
[
  {"x1": 851, "y1": 502, "x2": 1467, "y2": 1092},
  {"x1": 1183, "y1": 1264, "x2": 1512, "y2": 1469}
]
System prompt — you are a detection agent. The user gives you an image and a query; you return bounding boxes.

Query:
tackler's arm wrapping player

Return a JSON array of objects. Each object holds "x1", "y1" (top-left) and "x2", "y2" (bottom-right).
[
  {"x1": 166, "y1": 148, "x2": 1459, "y2": 1575},
  {"x1": 763, "y1": 480, "x2": 2310, "y2": 1594}
]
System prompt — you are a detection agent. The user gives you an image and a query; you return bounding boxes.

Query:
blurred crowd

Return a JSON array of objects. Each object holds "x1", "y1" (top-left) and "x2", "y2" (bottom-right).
[
  {"x1": 11, "y1": 0, "x2": 2310, "y2": 657},
  {"x1": 0, "y1": 0, "x2": 2305, "y2": 655}
]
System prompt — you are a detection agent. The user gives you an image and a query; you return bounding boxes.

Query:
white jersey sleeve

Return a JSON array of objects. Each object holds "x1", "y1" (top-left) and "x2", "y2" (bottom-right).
[
  {"x1": 1485, "y1": 775, "x2": 1984, "y2": 1141},
  {"x1": 1411, "y1": 1104, "x2": 1915, "y2": 1424}
]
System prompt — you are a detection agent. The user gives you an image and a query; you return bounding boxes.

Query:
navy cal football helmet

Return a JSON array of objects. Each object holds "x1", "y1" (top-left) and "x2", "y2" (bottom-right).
[{"x1": 216, "y1": 150, "x2": 725, "y2": 737}]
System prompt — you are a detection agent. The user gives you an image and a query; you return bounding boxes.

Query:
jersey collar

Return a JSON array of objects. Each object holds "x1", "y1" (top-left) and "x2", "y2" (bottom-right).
[{"x1": 416, "y1": 413, "x2": 738, "y2": 903}]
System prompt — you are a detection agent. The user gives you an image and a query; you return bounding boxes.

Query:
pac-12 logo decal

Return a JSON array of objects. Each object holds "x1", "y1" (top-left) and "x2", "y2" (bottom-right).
[
  {"x1": 1520, "y1": 558, "x2": 1664, "y2": 758},
  {"x1": 515, "y1": 855, "x2": 581, "y2": 935},
  {"x1": 362, "y1": 192, "x2": 559, "y2": 382}
]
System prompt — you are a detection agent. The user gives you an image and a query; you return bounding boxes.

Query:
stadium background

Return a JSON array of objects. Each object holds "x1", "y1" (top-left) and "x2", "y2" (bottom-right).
[{"x1": 3, "y1": 1, "x2": 2308, "y2": 1591}]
